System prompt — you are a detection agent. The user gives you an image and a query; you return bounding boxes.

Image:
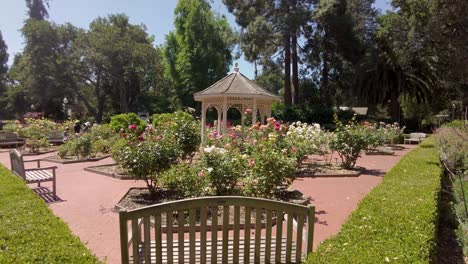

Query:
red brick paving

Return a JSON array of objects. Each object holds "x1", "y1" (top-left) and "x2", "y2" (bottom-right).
[{"x1": 0, "y1": 145, "x2": 415, "y2": 263}]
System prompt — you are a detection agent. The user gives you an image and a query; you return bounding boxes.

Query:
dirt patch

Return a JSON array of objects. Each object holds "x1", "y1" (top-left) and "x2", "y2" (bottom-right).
[
  {"x1": 44, "y1": 154, "x2": 110, "y2": 164},
  {"x1": 84, "y1": 163, "x2": 133, "y2": 180},
  {"x1": 297, "y1": 160, "x2": 361, "y2": 177}
]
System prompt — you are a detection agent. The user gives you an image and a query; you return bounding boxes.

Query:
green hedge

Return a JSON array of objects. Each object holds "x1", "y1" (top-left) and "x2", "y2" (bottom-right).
[
  {"x1": 306, "y1": 138, "x2": 442, "y2": 263},
  {"x1": 0, "y1": 165, "x2": 100, "y2": 263}
]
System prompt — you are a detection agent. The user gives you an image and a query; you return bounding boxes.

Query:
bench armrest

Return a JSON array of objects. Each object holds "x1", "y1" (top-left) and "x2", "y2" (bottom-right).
[
  {"x1": 24, "y1": 159, "x2": 42, "y2": 168},
  {"x1": 25, "y1": 166, "x2": 57, "y2": 172}
]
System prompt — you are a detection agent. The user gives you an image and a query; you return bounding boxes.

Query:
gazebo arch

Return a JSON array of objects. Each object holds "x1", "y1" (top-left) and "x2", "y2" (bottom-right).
[{"x1": 194, "y1": 64, "x2": 281, "y2": 144}]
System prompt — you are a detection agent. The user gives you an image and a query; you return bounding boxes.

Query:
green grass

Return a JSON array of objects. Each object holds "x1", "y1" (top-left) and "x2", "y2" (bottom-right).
[
  {"x1": 0, "y1": 165, "x2": 101, "y2": 263},
  {"x1": 306, "y1": 138, "x2": 442, "y2": 263}
]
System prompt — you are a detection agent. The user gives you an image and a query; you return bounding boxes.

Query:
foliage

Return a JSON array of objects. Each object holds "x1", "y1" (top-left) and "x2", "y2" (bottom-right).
[
  {"x1": 160, "y1": 163, "x2": 207, "y2": 197},
  {"x1": 203, "y1": 117, "x2": 297, "y2": 197},
  {"x1": 0, "y1": 164, "x2": 100, "y2": 263},
  {"x1": 306, "y1": 139, "x2": 442, "y2": 263},
  {"x1": 286, "y1": 121, "x2": 325, "y2": 162},
  {"x1": 164, "y1": 0, "x2": 234, "y2": 107},
  {"x1": 330, "y1": 116, "x2": 369, "y2": 169},
  {"x1": 152, "y1": 111, "x2": 200, "y2": 159},
  {"x1": 8, "y1": 118, "x2": 62, "y2": 153},
  {"x1": 111, "y1": 124, "x2": 179, "y2": 196},
  {"x1": 0, "y1": 31, "x2": 8, "y2": 118},
  {"x1": 58, "y1": 124, "x2": 116, "y2": 159},
  {"x1": 110, "y1": 113, "x2": 146, "y2": 133},
  {"x1": 200, "y1": 147, "x2": 244, "y2": 196},
  {"x1": 435, "y1": 125, "x2": 468, "y2": 256}
]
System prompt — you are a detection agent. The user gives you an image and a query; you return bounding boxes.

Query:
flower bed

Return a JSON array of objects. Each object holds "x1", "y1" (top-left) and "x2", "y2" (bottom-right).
[{"x1": 306, "y1": 138, "x2": 442, "y2": 263}]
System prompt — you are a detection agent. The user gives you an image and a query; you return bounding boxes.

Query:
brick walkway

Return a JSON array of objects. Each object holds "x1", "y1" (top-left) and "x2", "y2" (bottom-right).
[{"x1": 0, "y1": 145, "x2": 415, "y2": 263}]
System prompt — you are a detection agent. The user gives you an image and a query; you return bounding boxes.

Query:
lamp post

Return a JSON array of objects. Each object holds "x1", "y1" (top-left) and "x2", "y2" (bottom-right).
[{"x1": 63, "y1": 97, "x2": 69, "y2": 119}]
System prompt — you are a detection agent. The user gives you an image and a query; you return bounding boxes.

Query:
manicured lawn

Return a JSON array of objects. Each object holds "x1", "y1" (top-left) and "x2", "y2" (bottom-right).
[
  {"x1": 306, "y1": 138, "x2": 442, "y2": 263},
  {"x1": 0, "y1": 165, "x2": 101, "y2": 263}
]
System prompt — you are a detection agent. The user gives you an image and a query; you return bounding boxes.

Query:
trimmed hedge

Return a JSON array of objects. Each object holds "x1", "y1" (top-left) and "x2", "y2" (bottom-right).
[
  {"x1": 306, "y1": 138, "x2": 442, "y2": 263},
  {"x1": 0, "y1": 165, "x2": 101, "y2": 263}
]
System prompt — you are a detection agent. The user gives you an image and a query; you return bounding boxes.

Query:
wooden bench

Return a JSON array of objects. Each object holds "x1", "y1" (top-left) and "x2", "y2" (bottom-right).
[
  {"x1": 404, "y1": 132, "x2": 427, "y2": 144},
  {"x1": 0, "y1": 131, "x2": 25, "y2": 148},
  {"x1": 47, "y1": 131, "x2": 65, "y2": 145},
  {"x1": 119, "y1": 196, "x2": 315, "y2": 264},
  {"x1": 9, "y1": 149, "x2": 57, "y2": 199}
]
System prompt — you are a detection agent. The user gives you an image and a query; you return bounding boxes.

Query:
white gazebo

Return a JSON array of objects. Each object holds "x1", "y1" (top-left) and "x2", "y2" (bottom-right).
[{"x1": 194, "y1": 64, "x2": 281, "y2": 144}]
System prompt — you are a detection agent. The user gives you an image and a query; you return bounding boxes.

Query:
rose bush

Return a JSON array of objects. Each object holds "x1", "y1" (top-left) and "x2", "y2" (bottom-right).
[
  {"x1": 5, "y1": 118, "x2": 62, "y2": 153},
  {"x1": 112, "y1": 124, "x2": 179, "y2": 196},
  {"x1": 152, "y1": 111, "x2": 200, "y2": 159},
  {"x1": 330, "y1": 115, "x2": 369, "y2": 169}
]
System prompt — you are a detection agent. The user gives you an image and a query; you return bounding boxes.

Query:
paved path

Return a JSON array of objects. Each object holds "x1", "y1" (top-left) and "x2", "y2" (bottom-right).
[{"x1": 0, "y1": 145, "x2": 415, "y2": 263}]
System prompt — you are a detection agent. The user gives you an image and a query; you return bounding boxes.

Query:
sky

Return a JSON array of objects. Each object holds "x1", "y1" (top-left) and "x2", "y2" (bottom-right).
[{"x1": 0, "y1": 0, "x2": 392, "y2": 79}]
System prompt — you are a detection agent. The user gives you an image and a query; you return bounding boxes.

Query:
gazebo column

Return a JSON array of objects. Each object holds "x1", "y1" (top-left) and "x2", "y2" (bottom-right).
[
  {"x1": 201, "y1": 101, "x2": 207, "y2": 145},
  {"x1": 260, "y1": 108, "x2": 265, "y2": 125},
  {"x1": 222, "y1": 97, "x2": 228, "y2": 133},
  {"x1": 252, "y1": 99, "x2": 257, "y2": 124},
  {"x1": 216, "y1": 107, "x2": 222, "y2": 132}
]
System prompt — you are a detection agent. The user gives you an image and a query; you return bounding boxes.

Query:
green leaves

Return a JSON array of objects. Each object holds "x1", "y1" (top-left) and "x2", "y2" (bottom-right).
[
  {"x1": 306, "y1": 139, "x2": 442, "y2": 263},
  {"x1": 0, "y1": 165, "x2": 100, "y2": 263}
]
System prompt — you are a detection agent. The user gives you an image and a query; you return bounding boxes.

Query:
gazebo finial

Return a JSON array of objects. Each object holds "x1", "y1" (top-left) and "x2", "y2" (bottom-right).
[{"x1": 234, "y1": 62, "x2": 239, "y2": 72}]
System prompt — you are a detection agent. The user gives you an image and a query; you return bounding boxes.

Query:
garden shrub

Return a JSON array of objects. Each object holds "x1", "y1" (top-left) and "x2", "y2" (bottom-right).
[
  {"x1": 330, "y1": 116, "x2": 369, "y2": 169},
  {"x1": 435, "y1": 125, "x2": 468, "y2": 256},
  {"x1": 110, "y1": 113, "x2": 146, "y2": 133},
  {"x1": 200, "y1": 147, "x2": 244, "y2": 195},
  {"x1": 0, "y1": 165, "x2": 100, "y2": 263},
  {"x1": 59, "y1": 124, "x2": 116, "y2": 159},
  {"x1": 5, "y1": 118, "x2": 63, "y2": 153},
  {"x1": 111, "y1": 124, "x2": 179, "y2": 196},
  {"x1": 160, "y1": 163, "x2": 207, "y2": 197},
  {"x1": 306, "y1": 138, "x2": 442, "y2": 263},
  {"x1": 152, "y1": 111, "x2": 200, "y2": 159}
]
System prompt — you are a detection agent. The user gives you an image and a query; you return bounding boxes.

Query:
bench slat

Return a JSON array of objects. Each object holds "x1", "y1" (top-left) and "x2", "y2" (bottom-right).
[
  {"x1": 286, "y1": 213, "x2": 293, "y2": 262},
  {"x1": 211, "y1": 206, "x2": 218, "y2": 264},
  {"x1": 143, "y1": 216, "x2": 151, "y2": 264},
  {"x1": 155, "y1": 213, "x2": 162, "y2": 264},
  {"x1": 177, "y1": 210, "x2": 184, "y2": 264},
  {"x1": 222, "y1": 206, "x2": 229, "y2": 263},
  {"x1": 275, "y1": 211, "x2": 283, "y2": 263},
  {"x1": 254, "y1": 208, "x2": 262, "y2": 263},
  {"x1": 189, "y1": 208, "x2": 196, "y2": 264},
  {"x1": 233, "y1": 205, "x2": 240, "y2": 263},
  {"x1": 296, "y1": 214, "x2": 304, "y2": 263},
  {"x1": 131, "y1": 219, "x2": 139, "y2": 264},
  {"x1": 166, "y1": 211, "x2": 173, "y2": 264},
  {"x1": 243, "y1": 206, "x2": 251, "y2": 264},
  {"x1": 265, "y1": 209, "x2": 272, "y2": 263},
  {"x1": 199, "y1": 207, "x2": 207, "y2": 264}
]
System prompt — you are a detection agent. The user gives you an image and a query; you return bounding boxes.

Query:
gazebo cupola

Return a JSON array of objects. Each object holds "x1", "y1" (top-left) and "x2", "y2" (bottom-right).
[{"x1": 194, "y1": 63, "x2": 281, "y2": 144}]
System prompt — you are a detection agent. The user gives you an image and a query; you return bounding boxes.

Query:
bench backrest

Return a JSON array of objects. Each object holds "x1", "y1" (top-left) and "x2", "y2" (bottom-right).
[
  {"x1": 0, "y1": 131, "x2": 20, "y2": 140},
  {"x1": 409, "y1": 132, "x2": 426, "y2": 139},
  {"x1": 120, "y1": 196, "x2": 315, "y2": 264},
  {"x1": 9, "y1": 149, "x2": 25, "y2": 179}
]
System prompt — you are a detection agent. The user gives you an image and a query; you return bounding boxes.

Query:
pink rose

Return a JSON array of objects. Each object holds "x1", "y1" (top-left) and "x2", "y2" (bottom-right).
[{"x1": 128, "y1": 124, "x2": 137, "y2": 130}]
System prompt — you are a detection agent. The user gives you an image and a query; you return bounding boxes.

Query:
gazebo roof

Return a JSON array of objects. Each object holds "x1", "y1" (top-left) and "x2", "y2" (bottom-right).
[{"x1": 194, "y1": 67, "x2": 280, "y2": 101}]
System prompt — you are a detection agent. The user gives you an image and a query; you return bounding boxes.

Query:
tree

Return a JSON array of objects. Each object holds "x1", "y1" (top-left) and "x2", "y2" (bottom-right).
[
  {"x1": 0, "y1": 31, "x2": 9, "y2": 118},
  {"x1": 223, "y1": 0, "x2": 314, "y2": 106},
  {"x1": 26, "y1": 0, "x2": 49, "y2": 20},
  {"x1": 73, "y1": 14, "x2": 172, "y2": 120},
  {"x1": 164, "y1": 0, "x2": 234, "y2": 107}
]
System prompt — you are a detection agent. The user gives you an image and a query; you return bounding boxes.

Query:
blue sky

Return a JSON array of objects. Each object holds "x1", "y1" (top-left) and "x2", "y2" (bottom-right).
[{"x1": 0, "y1": 0, "x2": 392, "y2": 79}]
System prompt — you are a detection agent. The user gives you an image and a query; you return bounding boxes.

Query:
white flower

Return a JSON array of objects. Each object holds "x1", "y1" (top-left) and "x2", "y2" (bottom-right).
[{"x1": 207, "y1": 167, "x2": 213, "y2": 173}]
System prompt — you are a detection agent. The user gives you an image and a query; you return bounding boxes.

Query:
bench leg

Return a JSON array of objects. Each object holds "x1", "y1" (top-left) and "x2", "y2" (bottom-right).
[
  {"x1": 52, "y1": 169, "x2": 57, "y2": 200},
  {"x1": 38, "y1": 182, "x2": 41, "y2": 187}
]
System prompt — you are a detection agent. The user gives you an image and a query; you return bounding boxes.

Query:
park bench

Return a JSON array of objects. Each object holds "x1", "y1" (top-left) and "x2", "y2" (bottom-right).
[
  {"x1": 0, "y1": 131, "x2": 25, "y2": 148},
  {"x1": 9, "y1": 149, "x2": 57, "y2": 199},
  {"x1": 404, "y1": 132, "x2": 427, "y2": 144},
  {"x1": 47, "y1": 131, "x2": 65, "y2": 145},
  {"x1": 119, "y1": 196, "x2": 315, "y2": 264}
]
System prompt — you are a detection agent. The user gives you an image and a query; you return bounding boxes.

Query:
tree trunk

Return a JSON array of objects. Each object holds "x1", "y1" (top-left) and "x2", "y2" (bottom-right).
[
  {"x1": 390, "y1": 89, "x2": 400, "y2": 122},
  {"x1": 291, "y1": 33, "x2": 299, "y2": 104},
  {"x1": 322, "y1": 49, "x2": 331, "y2": 107},
  {"x1": 254, "y1": 60, "x2": 258, "y2": 78},
  {"x1": 284, "y1": 34, "x2": 292, "y2": 106}
]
